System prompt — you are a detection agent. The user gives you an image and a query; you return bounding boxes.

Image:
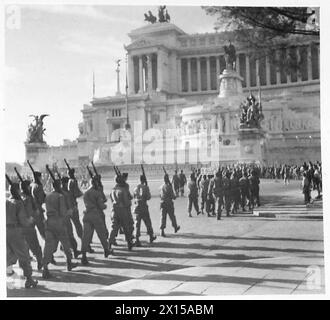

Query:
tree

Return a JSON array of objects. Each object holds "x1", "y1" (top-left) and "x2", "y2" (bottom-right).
[{"x1": 202, "y1": 7, "x2": 319, "y2": 73}]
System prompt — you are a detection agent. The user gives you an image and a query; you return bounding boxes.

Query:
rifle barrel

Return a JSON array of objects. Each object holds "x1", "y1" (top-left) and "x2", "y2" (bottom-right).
[
  {"x1": 64, "y1": 158, "x2": 71, "y2": 171},
  {"x1": 27, "y1": 160, "x2": 35, "y2": 175},
  {"x1": 46, "y1": 165, "x2": 56, "y2": 182},
  {"x1": 14, "y1": 167, "x2": 24, "y2": 182},
  {"x1": 5, "y1": 174, "x2": 12, "y2": 186}
]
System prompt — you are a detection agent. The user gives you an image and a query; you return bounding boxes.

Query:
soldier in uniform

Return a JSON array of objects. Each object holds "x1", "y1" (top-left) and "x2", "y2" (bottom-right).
[
  {"x1": 122, "y1": 173, "x2": 134, "y2": 241},
  {"x1": 172, "y1": 170, "x2": 180, "y2": 197},
  {"x1": 206, "y1": 174, "x2": 215, "y2": 216},
  {"x1": 81, "y1": 176, "x2": 111, "y2": 265},
  {"x1": 133, "y1": 175, "x2": 157, "y2": 246},
  {"x1": 209, "y1": 171, "x2": 224, "y2": 220},
  {"x1": 30, "y1": 171, "x2": 46, "y2": 239},
  {"x1": 61, "y1": 177, "x2": 81, "y2": 259},
  {"x1": 249, "y1": 170, "x2": 260, "y2": 208},
  {"x1": 230, "y1": 171, "x2": 240, "y2": 214},
  {"x1": 239, "y1": 171, "x2": 250, "y2": 211},
  {"x1": 42, "y1": 179, "x2": 77, "y2": 279},
  {"x1": 187, "y1": 173, "x2": 201, "y2": 217},
  {"x1": 222, "y1": 171, "x2": 232, "y2": 216},
  {"x1": 199, "y1": 175, "x2": 209, "y2": 215},
  {"x1": 108, "y1": 175, "x2": 134, "y2": 252},
  {"x1": 20, "y1": 180, "x2": 43, "y2": 270},
  {"x1": 160, "y1": 174, "x2": 180, "y2": 237},
  {"x1": 6, "y1": 182, "x2": 38, "y2": 288},
  {"x1": 67, "y1": 168, "x2": 84, "y2": 241},
  {"x1": 178, "y1": 170, "x2": 187, "y2": 197}
]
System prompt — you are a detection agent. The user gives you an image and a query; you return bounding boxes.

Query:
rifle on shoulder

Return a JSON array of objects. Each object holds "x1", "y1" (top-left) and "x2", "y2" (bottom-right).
[{"x1": 141, "y1": 164, "x2": 148, "y2": 186}]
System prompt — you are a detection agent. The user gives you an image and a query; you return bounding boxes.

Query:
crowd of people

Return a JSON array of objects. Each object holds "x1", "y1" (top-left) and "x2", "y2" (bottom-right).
[{"x1": 5, "y1": 160, "x2": 322, "y2": 289}]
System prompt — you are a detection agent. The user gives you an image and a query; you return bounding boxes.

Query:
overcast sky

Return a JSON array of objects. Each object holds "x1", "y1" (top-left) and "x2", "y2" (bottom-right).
[{"x1": 4, "y1": 4, "x2": 219, "y2": 163}]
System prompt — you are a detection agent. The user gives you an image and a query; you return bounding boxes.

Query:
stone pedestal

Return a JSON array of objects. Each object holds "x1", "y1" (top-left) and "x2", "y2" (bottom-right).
[
  {"x1": 218, "y1": 69, "x2": 244, "y2": 98},
  {"x1": 237, "y1": 128, "x2": 266, "y2": 164},
  {"x1": 25, "y1": 142, "x2": 49, "y2": 168}
]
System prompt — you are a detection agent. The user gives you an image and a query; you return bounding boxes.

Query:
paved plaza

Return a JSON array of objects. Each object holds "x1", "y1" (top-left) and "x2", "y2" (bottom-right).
[{"x1": 7, "y1": 179, "x2": 324, "y2": 297}]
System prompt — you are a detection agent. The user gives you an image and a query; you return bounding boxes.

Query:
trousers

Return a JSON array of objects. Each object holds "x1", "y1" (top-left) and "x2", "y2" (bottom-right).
[{"x1": 7, "y1": 227, "x2": 32, "y2": 277}]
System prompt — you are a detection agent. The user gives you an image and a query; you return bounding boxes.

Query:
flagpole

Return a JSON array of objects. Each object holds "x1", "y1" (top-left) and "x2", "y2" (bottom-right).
[{"x1": 125, "y1": 52, "x2": 131, "y2": 130}]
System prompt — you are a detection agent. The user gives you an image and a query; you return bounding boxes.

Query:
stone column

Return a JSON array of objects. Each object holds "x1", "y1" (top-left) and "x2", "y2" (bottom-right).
[
  {"x1": 256, "y1": 59, "x2": 260, "y2": 87},
  {"x1": 206, "y1": 56, "x2": 211, "y2": 91},
  {"x1": 276, "y1": 50, "x2": 281, "y2": 84},
  {"x1": 197, "y1": 57, "x2": 201, "y2": 91},
  {"x1": 106, "y1": 111, "x2": 112, "y2": 142},
  {"x1": 236, "y1": 55, "x2": 240, "y2": 75},
  {"x1": 266, "y1": 55, "x2": 271, "y2": 85},
  {"x1": 216, "y1": 56, "x2": 220, "y2": 88},
  {"x1": 307, "y1": 44, "x2": 312, "y2": 80},
  {"x1": 296, "y1": 46, "x2": 302, "y2": 82},
  {"x1": 127, "y1": 55, "x2": 135, "y2": 95},
  {"x1": 187, "y1": 58, "x2": 192, "y2": 92},
  {"x1": 138, "y1": 55, "x2": 143, "y2": 93},
  {"x1": 286, "y1": 48, "x2": 291, "y2": 83},
  {"x1": 147, "y1": 54, "x2": 153, "y2": 93},
  {"x1": 157, "y1": 51, "x2": 163, "y2": 91},
  {"x1": 177, "y1": 58, "x2": 182, "y2": 92},
  {"x1": 245, "y1": 55, "x2": 250, "y2": 88}
]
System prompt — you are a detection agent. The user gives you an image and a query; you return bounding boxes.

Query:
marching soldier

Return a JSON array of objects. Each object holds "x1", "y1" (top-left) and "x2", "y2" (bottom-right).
[
  {"x1": 239, "y1": 171, "x2": 250, "y2": 211},
  {"x1": 206, "y1": 174, "x2": 215, "y2": 216},
  {"x1": 42, "y1": 179, "x2": 77, "y2": 279},
  {"x1": 20, "y1": 180, "x2": 43, "y2": 270},
  {"x1": 223, "y1": 171, "x2": 232, "y2": 216},
  {"x1": 81, "y1": 176, "x2": 111, "y2": 265},
  {"x1": 209, "y1": 171, "x2": 224, "y2": 220},
  {"x1": 199, "y1": 175, "x2": 209, "y2": 215},
  {"x1": 172, "y1": 170, "x2": 180, "y2": 197},
  {"x1": 249, "y1": 170, "x2": 261, "y2": 208},
  {"x1": 122, "y1": 172, "x2": 134, "y2": 241},
  {"x1": 187, "y1": 173, "x2": 201, "y2": 217},
  {"x1": 6, "y1": 181, "x2": 38, "y2": 288},
  {"x1": 179, "y1": 170, "x2": 187, "y2": 197},
  {"x1": 30, "y1": 171, "x2": 46, "y2": 239},
  {"x1": 61, "y1": 177, "x2": 81, "y2": 259},
  {"x1": 108, "y1": 175, "x2": 134, "y2": 252},
  {"x1": 160, "y1": 174, "x2": 180, "y2": 237},
  {"x1": 230, "y1": 171, "x2": 240, "y2": 214},
  {"x1": 67, "y1": 168, "x2": 84, "y2": 241},
  {"x1": 133, "y1": 175, "x2": 157, "y2": 246}
]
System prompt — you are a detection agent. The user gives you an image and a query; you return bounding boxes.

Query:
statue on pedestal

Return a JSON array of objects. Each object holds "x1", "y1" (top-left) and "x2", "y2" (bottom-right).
[
  {"x1": 144, "y1": 10, "x2": 157, "y2": 24},
  {"x1": 27, "y1": 114, "x2": 49, "y2": 143},
  {"x1": 239, "y1": 94, "x2": 264, "y2": 129},
  {"x1": 224, "y1": 41, "x2": 236, "y2": 70}
]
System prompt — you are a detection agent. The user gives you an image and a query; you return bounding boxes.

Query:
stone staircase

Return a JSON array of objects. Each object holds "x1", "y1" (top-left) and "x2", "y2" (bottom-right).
[{"x1": 252, "y1": 199, "x2": 323, "y2": 220}]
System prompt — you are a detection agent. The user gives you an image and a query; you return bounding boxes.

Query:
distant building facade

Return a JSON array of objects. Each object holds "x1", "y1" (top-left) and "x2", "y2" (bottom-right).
[{"x1": 26, "y1": 22, "x2": 321, "y2": 169}]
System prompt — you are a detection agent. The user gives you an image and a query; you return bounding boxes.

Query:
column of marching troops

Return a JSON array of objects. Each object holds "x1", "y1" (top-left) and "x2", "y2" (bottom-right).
[{"x1": 6, "y1": 160, "x2": 185, "y2": 289}]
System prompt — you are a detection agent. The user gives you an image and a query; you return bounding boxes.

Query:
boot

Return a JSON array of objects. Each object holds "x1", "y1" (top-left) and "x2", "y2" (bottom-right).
[
  {"x1": 160, "y1": 229, "x2": 166, "y2": 237},
  {"x1": 37, "y1": 260, "x2": 43, "y2": 271},
  {"x1": 50, "y1": 256, "x2": 57, "y2": 265},
  {"x1": 149, "y1": 235, "x2": 157, "y2": 243},
  {"x1": 67, "y1": 260, "x2": 78, "y2": 271},
  {"x1": 174, "y1": 226, "x2": 180, "y2": 233},
  {"x1": 81, "y1": 254, "x2": 89, "y2": 266},
  {"x1": 25, "y1": 277, "x2": 38, "y2": 289},
  {"x1": 127, "y1": 242, "x2": 133, "y2": 251},
  {"x1": 74, "y1": 249, "x2": 82, "y2": 259},
  {"x1": 135, "y1": 238, "x2": 142, "y2": 247},
  {"x1": 87, "y1": 245, "x2": 95, "y2": 254},
  {"x1": 42, "y1": 268, "x2": 52, "y2": 279},
  {"x1": 104, "y1": 249, "x2": 113, "y2": 258},
  {"x1": 197, "y1": 211, "x2": 201, "y2": 216},
  {"x1": 188, "y1": 213, "x2": 192, "y2": 217}
]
